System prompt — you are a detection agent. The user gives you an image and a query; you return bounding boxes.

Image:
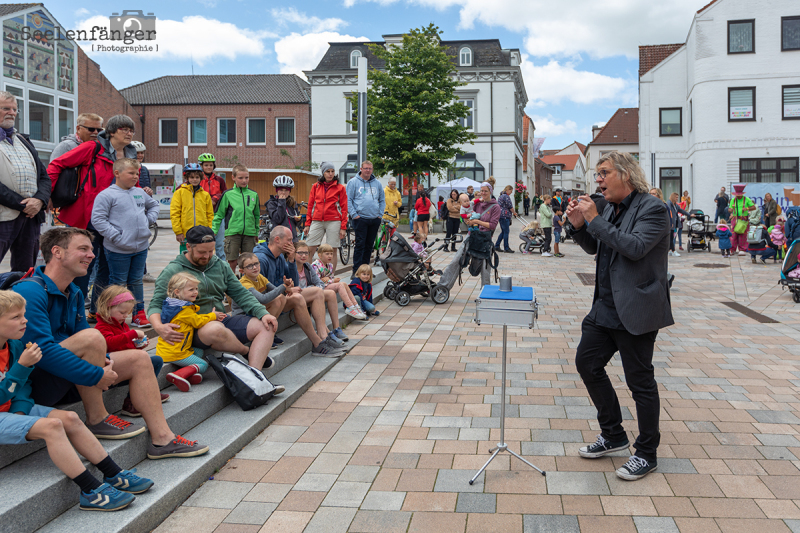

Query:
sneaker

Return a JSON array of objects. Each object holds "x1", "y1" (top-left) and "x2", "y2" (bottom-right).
[
  {"x1": 86, "y1": 415, "x2": 146, "y2": 440},
  {"x1": 80, "y1": 483, "x2": 135, "y2": 511},
  {"x1": 147, "y1": 435, "x2": 210, "y2": 459},
  {"x1": 679, "y1": 246, "x2": 684, "y2": 251},
  {"x1": 273, "y1": 385, "x2": 285, "y2": 395},
  {"x1": 504, "y1": 249, "x2": 515, "y2": 254},
  {"x1": 541, "y1": 252, "x2": 553, "y2": 257},
  {"x1": 578, "y1": 434, "x2": 630, "y2": 458},
  {"x1": 131, "y1": 310, "x2": 150, "y2": 328},
  {"x1": 760, "y1": 257, "x2": 767, "y2": 264},
  {"x1": 312, "y1": 341, "x2": 344, "y2": 358},
  {"x1": 86, "y1": 312, "x2": 97, "y2": 324},
  {"x1": 555, "y1": 253, "x2": 565, "y2": 258},
  {"x1": 272, "y1": 336, "x2": 285, "y2": 346},
  {"x1": 105, "y1": 468, "x2": 154, "y2": 494},
  {"x1": 327, "y1": 332, "x2": 345, "y2": 346},
  {"x1": 672, "y1": 251, "x2": 680, "y2": 257},
  {"x1": 738, "y1": 251, "x2": 747, "y2": 256},
  {"x1": 142, "y1": 272, "x2": 157, "y2": 283},
  {"x1": 752, "y1": 257, "x2": 757, "y2": 264},
  {"x1": 345, "y1": 306, "x2": 364, "y2": 319},
  {"x1": 615, "y1": 455, "x2": 658, "y2": 480},
  {"x1": 373, "y1": 310, "x2": 381, "y2": 316},
  {"x1": 332, "y1": 327, "x2": 349, "y2": 341},
  {"x1": 522, "y1": 250, "x2": 529, "y2": 254},
  {"x1": 121, "y1": 393, "x2": 170, "y2": 417}
]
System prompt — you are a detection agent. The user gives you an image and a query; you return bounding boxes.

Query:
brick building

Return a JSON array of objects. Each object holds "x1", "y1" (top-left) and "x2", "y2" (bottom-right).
[
  {"x1": 120, "y1": 75, "x2": 311, "y2": 169},
  {"x1": 534, "y1": 157, "x2": 554, "y2": 196}
]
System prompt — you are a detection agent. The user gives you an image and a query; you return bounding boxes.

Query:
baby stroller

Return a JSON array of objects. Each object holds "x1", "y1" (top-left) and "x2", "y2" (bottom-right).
[
  {"x1": 779, "y1": 239, "x2": 800, "y2": 303},
  {"x1": 515, "y1": 214, "x2": 545, "y2": 254},
  {"x1": 380, "y1": 233, "x2": 457, "y2": 306},
  {"x1": 686, "y1": 209, "x2": 713, "y2": 252}
]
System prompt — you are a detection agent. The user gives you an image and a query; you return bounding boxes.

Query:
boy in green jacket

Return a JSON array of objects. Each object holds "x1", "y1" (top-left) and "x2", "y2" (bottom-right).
[{"x1": 212, "y1": 163, "x2": 260, "y2": 273}]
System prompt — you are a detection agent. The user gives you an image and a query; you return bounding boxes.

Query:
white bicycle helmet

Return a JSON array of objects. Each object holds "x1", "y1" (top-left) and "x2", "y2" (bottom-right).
[
  {"x1": 273, "y1": 175, "x2": 294, "y2": 189},
  {"x1": 131, "y1": 141, "x2": 146, "y2": 152}
]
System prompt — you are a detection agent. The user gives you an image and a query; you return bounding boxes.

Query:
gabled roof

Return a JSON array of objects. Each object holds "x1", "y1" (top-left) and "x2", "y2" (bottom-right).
[
  {"x1": 541, "y1": 154, "x2": 580, "y2": 171},
  {"x1": 639, "y1": 43, "x2": 684, "y2": 77},
  {"x1": 697, "y1": 0, "x2": 719, "y2": 13},
  {"x1": 0, "y1": 3, "x2": 41, "y2": 16},
  {"x1": 121, "y1": 75, "x2": 310, "y2": 105},
  {"x1": 313, "y1": 39, "x2": 514, "y2": 71},
  {"x1": 574, "y1": 141, "x2": 586, "y2": 153},
  {"x1": 589, "y1": 108, "x2": 639, "y2": 146}
]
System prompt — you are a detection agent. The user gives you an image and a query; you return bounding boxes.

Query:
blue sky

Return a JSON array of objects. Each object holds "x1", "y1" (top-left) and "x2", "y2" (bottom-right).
[{"x1": 44, "y1": 0, "x2": 703, "y2": 151}]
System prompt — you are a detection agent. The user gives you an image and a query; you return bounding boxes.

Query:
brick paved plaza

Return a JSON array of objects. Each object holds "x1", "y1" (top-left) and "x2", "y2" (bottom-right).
[{"x1": 130, "y1": 221, "x2": 800, "y2": 533}]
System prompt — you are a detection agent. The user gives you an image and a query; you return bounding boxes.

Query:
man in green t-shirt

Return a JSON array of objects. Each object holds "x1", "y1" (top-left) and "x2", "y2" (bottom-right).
[{"x1": 729, "y1": 184, "x2": 756, "y2": 255}]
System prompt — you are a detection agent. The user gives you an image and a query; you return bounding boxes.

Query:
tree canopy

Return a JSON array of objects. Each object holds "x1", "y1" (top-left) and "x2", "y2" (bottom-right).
[{"x1": 351, "y1": 23, "x2": 477, "y2": 182}]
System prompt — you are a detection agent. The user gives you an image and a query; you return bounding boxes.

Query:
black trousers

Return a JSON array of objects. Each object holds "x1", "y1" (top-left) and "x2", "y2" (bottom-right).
[
  {"x1": 542, "y1": 227, "x2": 552, "y2": 253},
  {"x1": 575, "y1": 314, "x2": 660, "y2": 462},
  {"x1": 352, "y1": 217, "x2": 381, "y2": 274},
  {"x1": 445, "y1": 217, "x2": 461, "y2": 247},
  {"x1": 0, "y1": 215, "x2": 40, "y2": 271}
]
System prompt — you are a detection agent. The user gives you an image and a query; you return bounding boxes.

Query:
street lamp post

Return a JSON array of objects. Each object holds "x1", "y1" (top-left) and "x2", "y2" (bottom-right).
[{"x1": 357, "y1": 57, "x2": 367, "y2": 166}]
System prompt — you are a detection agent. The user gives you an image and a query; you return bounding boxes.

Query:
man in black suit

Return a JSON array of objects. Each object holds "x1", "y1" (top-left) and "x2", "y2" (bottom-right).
[{"x1": 566, "y1": 151, "x2": 673, "y2": 481}]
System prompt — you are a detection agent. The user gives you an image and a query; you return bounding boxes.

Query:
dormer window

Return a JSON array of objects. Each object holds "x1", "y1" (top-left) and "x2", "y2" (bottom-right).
[
  {"x1": 459, "y1": 46, "x2": 472, "y2": 66},
  {"x1": 350, "y1": 50, "x2": 361, "y2": 69}
]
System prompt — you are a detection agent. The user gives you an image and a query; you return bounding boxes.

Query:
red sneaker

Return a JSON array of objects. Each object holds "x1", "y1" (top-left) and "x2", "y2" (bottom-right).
[{"x1": 131, "y1": 310, "x2": 150, "y2": 328}]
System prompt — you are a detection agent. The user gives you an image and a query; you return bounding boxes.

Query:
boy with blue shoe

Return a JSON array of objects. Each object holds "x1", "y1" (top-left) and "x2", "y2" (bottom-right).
[{"x1": 0, "y1": 291, "x2": 152, "y2": 511}]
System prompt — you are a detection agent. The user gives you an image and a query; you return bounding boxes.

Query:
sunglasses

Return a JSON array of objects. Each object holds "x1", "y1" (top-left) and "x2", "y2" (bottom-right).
[{"x1": 79, "y1": 125, "x2": 102, "y2": 133}]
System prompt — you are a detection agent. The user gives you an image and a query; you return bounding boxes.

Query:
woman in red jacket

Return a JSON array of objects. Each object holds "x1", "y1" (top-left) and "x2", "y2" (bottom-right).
[
  {"x1": 305, "y1": 162, "x2": 348, "y2": 270},
  {"x1": 414, "y1": 190, "x2": 432, "y2": 241},
  {"x1": 47, "y1": 115, "x2": 138, "y2": 319}
]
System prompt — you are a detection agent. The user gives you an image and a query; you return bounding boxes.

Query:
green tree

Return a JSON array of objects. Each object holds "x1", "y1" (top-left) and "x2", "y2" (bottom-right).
[{"x1": 350, "y1": 23, "x2": 476, "y2": 183}]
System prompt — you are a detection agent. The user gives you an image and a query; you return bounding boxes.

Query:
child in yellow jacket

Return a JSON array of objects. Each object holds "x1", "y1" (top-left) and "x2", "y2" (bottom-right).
[
  {"x1": 170, "y1": 164, "x2": 214, "y2": 253},
  {"x1": 156, "y1": 272, "x2": 225, "y2": 392}
]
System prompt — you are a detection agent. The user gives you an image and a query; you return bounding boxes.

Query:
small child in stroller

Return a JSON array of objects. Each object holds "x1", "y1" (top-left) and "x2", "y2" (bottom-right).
[
  {"x1": 411, "y1": 233, "x2": 442, "y2": 276},
  {"x1": 519, "y1": 220, "x2": 541, "y2": 254}
]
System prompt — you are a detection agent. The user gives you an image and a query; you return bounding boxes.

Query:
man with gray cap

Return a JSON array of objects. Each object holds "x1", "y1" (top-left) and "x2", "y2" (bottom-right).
[{"x1": 305, "y1": 161, "x2": 348, "y2": 271}]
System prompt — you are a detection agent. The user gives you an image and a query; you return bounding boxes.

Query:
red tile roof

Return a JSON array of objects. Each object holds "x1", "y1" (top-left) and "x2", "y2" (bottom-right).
[
  {"x1": 541, "y1": 154, "x2": 580, "y2": 171},
  {"x1": 590, "y1": 108, "x2": 639, "y2": 146},
  {"x1": 697, "y1": 0, "x2": 719, "y2": 14},
  {"x1": 575, "y1": 142, "x2": 586, "y2": 153},
  {"x1": 639, "y1": 43, "x2": 684, "y2": 77}
]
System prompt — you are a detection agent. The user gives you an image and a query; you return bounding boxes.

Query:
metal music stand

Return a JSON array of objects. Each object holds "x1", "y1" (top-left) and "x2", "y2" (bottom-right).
[{"x1": 469, "y1": 282, "x2": 545, "y2": 485}]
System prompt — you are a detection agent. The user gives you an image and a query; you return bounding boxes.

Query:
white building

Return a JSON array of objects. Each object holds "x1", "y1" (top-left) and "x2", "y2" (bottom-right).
[
  {"x1": 585, "y1": 108, "x2": 639, "y2": 190},
  {"x1": 639, "y1": 0, "x2": 800, "y2": 215},
  {"x1": 304, "y1": 35, "x2": 528, "y2": 199}
]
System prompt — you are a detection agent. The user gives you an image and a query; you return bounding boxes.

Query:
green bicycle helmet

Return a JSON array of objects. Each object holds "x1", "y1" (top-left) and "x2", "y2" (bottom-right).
[{"x1": 198, "y1": 153, "x2": 216, "y2": 170}]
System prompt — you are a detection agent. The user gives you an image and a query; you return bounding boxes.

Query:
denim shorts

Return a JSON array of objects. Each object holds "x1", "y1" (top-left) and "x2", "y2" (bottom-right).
[
  {"x1": 554, "y1": 232, "x2": 562, "y2": 244},
  {"x1": 0, "y1": 404, "x2": 55, "y2": 444},
  {"x1": 192, "y1": 314, "x2": 252, "y2": 349}
]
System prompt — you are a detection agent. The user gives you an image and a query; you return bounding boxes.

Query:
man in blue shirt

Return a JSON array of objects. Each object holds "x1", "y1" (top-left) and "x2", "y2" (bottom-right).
[{"x1": 346, "y1": 161, "x2": 385, "y2": 276}]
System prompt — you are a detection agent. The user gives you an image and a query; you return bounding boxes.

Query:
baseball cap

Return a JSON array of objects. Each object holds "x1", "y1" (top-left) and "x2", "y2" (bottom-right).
[{"x1": 185, "y1": 226, "x2": 216, "y2": 244}]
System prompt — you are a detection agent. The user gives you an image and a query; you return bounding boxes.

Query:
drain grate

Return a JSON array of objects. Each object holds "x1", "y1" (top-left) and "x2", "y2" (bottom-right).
[
  {"x1": 694, "y1": 263, "x2": 729, "y2": 269},
  {"x1": 576, "y1": 273, "x2": 596, "y2": 286},
  {"x1": 721, "y1": 301, "x2": 778, "y2": 324}
]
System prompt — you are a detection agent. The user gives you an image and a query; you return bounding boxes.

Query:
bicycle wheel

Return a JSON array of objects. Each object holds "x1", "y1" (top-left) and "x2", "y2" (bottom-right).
[
  {"x1": 148, "y1": 222, "x2": 158, "y2": 249},
  {"x1": 339, "y1": 232, "x2": 351, "y2": 265}
]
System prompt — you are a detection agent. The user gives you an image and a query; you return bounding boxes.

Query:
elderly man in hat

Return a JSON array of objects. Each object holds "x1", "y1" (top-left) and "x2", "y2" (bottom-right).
[{"x1": 728, "y1": 184, "x2": 756, "y2": 255}]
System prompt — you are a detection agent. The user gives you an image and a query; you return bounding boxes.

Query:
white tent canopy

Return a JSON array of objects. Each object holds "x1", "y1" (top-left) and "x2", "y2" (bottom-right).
[{"x1": 435, "y1": 177, "x2": 483, "y2": 200}]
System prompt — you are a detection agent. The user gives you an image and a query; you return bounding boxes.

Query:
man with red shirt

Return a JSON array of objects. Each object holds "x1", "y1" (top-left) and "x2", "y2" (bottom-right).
[{"x1": 198, "y1": 153, "x2": 228, "y2": 259}]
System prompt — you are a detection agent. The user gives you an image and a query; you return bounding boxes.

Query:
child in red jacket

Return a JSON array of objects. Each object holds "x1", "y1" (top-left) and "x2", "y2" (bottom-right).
[{"x1": 94, "y1": 286, "x2": 168, "y2": 416}]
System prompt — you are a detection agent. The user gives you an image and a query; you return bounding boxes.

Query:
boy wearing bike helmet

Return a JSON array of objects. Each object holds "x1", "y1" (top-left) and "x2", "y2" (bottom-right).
[
  {"x1": 212, "y1": 164, "x2": 260, "y2": 273},
  {"x1": 171, "y1": 164, "x2": 213, "y2": 253},
  {"x1": 267, "y1": 175, "x2": 302, "y2": 242},
  {"x1": 198, "y1": 153, "x2": 227, "y2": 259}
]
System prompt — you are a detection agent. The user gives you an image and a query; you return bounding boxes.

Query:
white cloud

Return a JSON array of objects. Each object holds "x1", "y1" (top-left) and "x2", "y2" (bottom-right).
[
  {"x1": 521, "y1": 57, "x2": 629, "y2": 107},
  {"x1": 73, "y1": 8, "x2": 90, "y2": 17},
  {"x1": 530, "y1": 115, "x2": 578, "y2": 137},
  {"x1": 274, "y1": 32, "x2": 369, "y2": 77},
  {"x1": 271, "y1": 8, "x2": 348, "y2": 34},
  {"x1": 343, "y1": 0, "x2": 699, "y2": 59},
  {"x1": 75, "y1": 15, "x2": 276, "y2": 65}
]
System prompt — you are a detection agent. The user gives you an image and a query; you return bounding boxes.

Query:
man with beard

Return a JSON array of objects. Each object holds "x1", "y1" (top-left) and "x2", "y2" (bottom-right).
[{"x1": 147, "y1": 226, "x2": 282, "y2": 383}]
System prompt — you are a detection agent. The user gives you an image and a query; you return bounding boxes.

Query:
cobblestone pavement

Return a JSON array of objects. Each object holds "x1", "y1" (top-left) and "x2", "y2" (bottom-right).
[{"x1": 8, "y1": 221, "x2": 800, "y2": 533}]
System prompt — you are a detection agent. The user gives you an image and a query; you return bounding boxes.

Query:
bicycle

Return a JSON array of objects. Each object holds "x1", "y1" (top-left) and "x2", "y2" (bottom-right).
[
  {"x1": 148, "y1": 222, "x2": 158, "y2": 249},
  {"x1": 373, "y1": 212, "x2": 398, "y2": 265},
  {"x1": 339, "y1": 217, "x2": 353, "y2": 265},
  {"x1": 258, "y1": 214, "x2": 272, "y2": 243}
]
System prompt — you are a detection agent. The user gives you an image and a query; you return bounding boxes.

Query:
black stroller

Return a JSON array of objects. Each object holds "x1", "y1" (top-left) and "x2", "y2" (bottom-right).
[
  {"x1": 686, "y1": 209, "x2": 714, "y2": 253},
  {"x1": 380, "y1": 233, "x2": 459, "y2": 306}
]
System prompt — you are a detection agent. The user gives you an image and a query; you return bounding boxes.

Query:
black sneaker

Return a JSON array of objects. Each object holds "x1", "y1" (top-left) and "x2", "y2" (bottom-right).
[
  {"x1": 616, "y1": 455, "x2": 657, "y2": 480},
  {"x1": 578, "y1": 434, "x2": 630, "y2": 458}
]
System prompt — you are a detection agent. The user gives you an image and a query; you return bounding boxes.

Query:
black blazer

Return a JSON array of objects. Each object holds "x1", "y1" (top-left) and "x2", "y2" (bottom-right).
[
  {"x1": 0, "y1": 133, "x2": 51, "y2": 224},
  {"x1": 573, "y1": 191, "x2": 674, "y2": 335}
]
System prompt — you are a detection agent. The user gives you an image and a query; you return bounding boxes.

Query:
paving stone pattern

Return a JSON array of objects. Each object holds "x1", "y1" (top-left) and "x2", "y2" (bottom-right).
[{"x1": 8, "y1": 222, "x2": 800, "y2": 533}]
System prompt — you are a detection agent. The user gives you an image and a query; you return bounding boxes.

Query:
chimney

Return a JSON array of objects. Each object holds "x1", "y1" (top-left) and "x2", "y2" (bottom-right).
[{"x1": 592, "y1": 125, "x2": 602, "y2": 140}]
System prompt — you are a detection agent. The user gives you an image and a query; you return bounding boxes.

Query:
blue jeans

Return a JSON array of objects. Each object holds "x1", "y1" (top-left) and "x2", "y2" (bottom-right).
[
  {"x1": 356, "y1": 296, "x2": 376, "y2": 314},
  {"x1": 215, "y1": 220, "x2": 226, "y2": 260},
  {"x1": 75, "y1": 223, "x2": 109, "y2": 314},
  {"x1": 495, "y1": 217, "x2": 511, "y2": 250},
  {"x1": 750, "y1": 248, "x2": 777, "y2": 261},
  {"x1": 105, "y1": 248, "x2": 148, "y2": 314}
]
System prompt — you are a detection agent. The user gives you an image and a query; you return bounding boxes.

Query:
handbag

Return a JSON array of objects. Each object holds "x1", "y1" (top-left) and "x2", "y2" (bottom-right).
[
  {"x1": 50, "y1": 142, "x2": 102, "y2": 208},
  {"x1": 746, "y1": 226, "x2": 762, "y2": 245},
  {"x1": 205, "y1": 352, "x2": 276, "y2": 411},
  {"x1": 733, "y1": 218, "x2": 748, "y2": 234}
]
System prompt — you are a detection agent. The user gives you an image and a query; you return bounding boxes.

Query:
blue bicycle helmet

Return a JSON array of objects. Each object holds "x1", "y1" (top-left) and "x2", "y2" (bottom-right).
[{"x1": 183, "y1": 163, "x2": 203, "y2": 175}]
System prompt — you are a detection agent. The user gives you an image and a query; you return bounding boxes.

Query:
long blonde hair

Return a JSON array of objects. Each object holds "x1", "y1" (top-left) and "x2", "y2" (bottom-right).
[{"x1": 523, "y1": 220, "x2": 539, "y2": 232}]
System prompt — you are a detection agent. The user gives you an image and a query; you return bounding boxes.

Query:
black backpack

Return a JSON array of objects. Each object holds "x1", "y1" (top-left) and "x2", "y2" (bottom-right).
[{"x1": 205, "y1": 352, "x2": 276, "y2": 411}]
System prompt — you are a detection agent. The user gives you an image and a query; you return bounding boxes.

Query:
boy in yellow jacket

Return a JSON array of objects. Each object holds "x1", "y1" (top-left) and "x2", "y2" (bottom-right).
[
  {"x1": 171, "y1": 163, "x2": 214, "y2": 253},
  {"x1": 156, "y1": 272, "x2": 226, "y2": 391}
]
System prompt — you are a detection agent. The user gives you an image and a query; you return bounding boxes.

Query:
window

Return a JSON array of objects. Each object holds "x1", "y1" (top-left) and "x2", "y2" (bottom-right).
[
  {"x1": 459, "y1": 99, "x2": 474, "y2": 131},
  {"x1": 350, "y1": 50, "x2": 361, "y2": 69},
  {"x1": 782, "y1": 16, "x2": 800, "y2": 51},
  {"x1": 783, "y1": 85, "x2": 800, "y2": 120},
  {"x1": 5, "y1": 85, "x2": 24, "y2": 132},
  {"x1": 246, "y1": 118, "x2": 265, "y2": 145},
  {"x1": 58, "y1": 98, "x2": 74, "y2": 140},
  {"x1": 659, "y1": 108, "x2": 682, "y2": 136},
  {"x1": 276, "y1": 118, "x2": 295, "y2": 145},
  {"x1": 728, "y1": 19, "x2": 754, "y2": 53},
  {"x1": 659, "y1": 168, "x2": 682, "y2": 200},
  {"x1": 553, "y1": 166, "x2": 561, "y2": 176},
  {"x1": 159, "y1": 118, "x2": 178, "y2": 145},
  {"x1": 189, "y1": 118, "x2": 207, "y2": 145},
  {"x1": 28, "y1": 90, "x2": 53, "y2": 143},
  {"x1": 217, "y1": 118, "x2": 236, "y2": 145},
  {"x1": 459, "y1": 46, "x2": 472, "y2": 66},
  {"x1": 347, "y1": 99, "x2": 357, "y2": 133},
  {"x1": 740, "y1": 158, "x2": 799, "y2": 182},
  {"x1": 729, "y1": 87, "x2": 755, "y2": 121}
]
